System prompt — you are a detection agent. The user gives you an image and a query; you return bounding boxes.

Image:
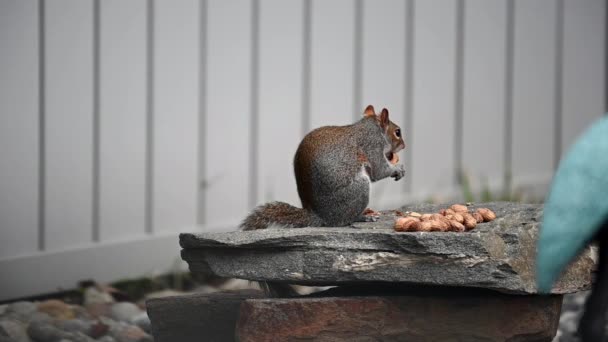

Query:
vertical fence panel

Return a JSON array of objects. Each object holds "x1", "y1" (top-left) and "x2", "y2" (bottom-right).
[
  {"x1": 309, "y1": 0, "x2": 355, "y2": 129},
  {"x1": 359, "y1": 0, "x2": 407, "y2": 207},
  {"x1": 205, "y1": 0, "x2": 251, "y2": 226},
  {"x1": 461, "y1": 0, "x2": 507, "y2": 192},
  {"x1": 153, "y1": 0, "x2": 199, "y2": 233},
  {"x1": 99, "y1": 0, "x2": 147, "y2": 241},
  {"x1": 410, "y1": 0, "x2": 457, "y2": 197},
  {"x1": 257, "y1": 0, "x2": 303, "y2": 206},
  {"x1": 561, "y1": 0, "x2": 605, "y2": 154},
  {"x1": 0, "y1": 0, "x2": 39, "y2": 258},
  {"x1": 511, "y1": 0, "x2": 556, "y2": 186},
  {"x1": 45, "y1": 0, "x2": 94, "y2": 250}
]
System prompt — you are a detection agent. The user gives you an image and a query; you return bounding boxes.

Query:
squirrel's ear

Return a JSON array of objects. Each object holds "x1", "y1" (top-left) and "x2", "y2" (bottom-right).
[
  {"x1": 363, "y1": 105, "x2": 375, "y2": 117},
  {"x1": 380, "y1": 108, "x2": 390, "y2": 128}
]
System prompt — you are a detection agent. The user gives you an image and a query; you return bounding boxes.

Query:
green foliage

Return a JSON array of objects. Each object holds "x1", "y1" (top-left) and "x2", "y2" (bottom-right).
[{"x1": 458, "y1": 171, "x2": 525, "y2": 203}]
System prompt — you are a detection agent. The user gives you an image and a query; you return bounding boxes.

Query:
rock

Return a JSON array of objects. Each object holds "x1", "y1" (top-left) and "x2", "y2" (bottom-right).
[
  {"x1": 6, "y1": 302, "x2": 37, "y2": 320},
  {"x1": 83, "y1": 287, "x2": 114, "y2": 307},
  {"x1": 56, "y1": 319, "x2": 92, "y2": 336},
  {"x1": 85, "y1": 303, "x2": 111, "y2": 319},
  {"x1": 72, "y1": 306, "x2": 92, "y2": 321},
  {"x1": 562, "y1": 291, "x2": 589, "y2": 313},
  {"x1": 109, "y1": 303, "x2": 141, "y2": 323},
  {"x1": 236, "y1": 288, "x2": 562, "y2": 342},
  {"x1": 147, "y1": 290, "x2": 264, "y2": 342},
  {"x1": 181, "y1": 202, "x2": 595, "y2": 294},
  {"x1": 0, "y1": 319, "x2": 30, "y2": 342},
  {"x1": 0, "y1": 305, "x2": 7, "y2": 317},
  {"x1": 88, "y1": 321, "x2": 109, "y2": 339},
  {"x1": 559, "y1": 311, "x2": 581, "y2": 335},
  {"x1": 129, "y1": 313, "x2": 151, "y2": 334},
  {"x1": 27, "y1": 320, "x2": 67, "y2": 341},
  {"x1": 28, "y1": 312, "x2": 52, "y2": 324},
  {"x1": 97, "y1": 336, "x2": 116, "y2": 342},
  {"x1": 37, "y1": 300, "x2": 75, "y2": 320},
  {"x1": 27, "y1": 320, "x2": 96, "y2": 342},
  {"x1": 101, "y1": 317, "x2": 152, "y2": 342}
]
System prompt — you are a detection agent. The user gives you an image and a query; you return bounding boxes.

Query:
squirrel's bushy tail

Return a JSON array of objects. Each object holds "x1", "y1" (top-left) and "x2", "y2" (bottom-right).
[{"x1": 240, "y1": 201, "x2": 323, "y2": 230}]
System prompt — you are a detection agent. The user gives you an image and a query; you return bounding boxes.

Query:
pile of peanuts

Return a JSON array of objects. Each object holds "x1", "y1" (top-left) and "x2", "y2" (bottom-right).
[{"x1": 394, "y1": 204, "x2": 496, "y2": 233}]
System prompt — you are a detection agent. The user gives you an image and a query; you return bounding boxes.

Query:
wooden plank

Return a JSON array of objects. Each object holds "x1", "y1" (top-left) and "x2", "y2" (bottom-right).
[
  {"x1": 98, "y1": 0, "x2": 147, "y2": 241},
  {"x1": 309, "y1": 0, "x2": 355, "y2": 129},
  {"x1": 0, "y1": 0, "x2": 40, "y2": 258},
  {"x1": 511, "y1": 0, "x2": 556, "y2": 186},
  {"x1": 205, "y1": 0, "x2": 251, "y2": 225},
  {"x1": 45, "y1": 0, "x2": 94, "y2": 250},
  {"x1": 360, "y1": 0, "x2": 407, "y2": 208},
  {"x1": 561, "y1": 0, "x2": 605, "y2": 155},
  {"x1": 410, "y1": 0, "x2": 457, "y2": 196},
  {"x1": 461, "y1": 0, "x2": 507, "y2": 192},
  {"x1": 153, "y1": 0, "x2": 199, "y2": 233},
  {"x1": 256, "y1": 0, "x2": 303, "y2": 206}
]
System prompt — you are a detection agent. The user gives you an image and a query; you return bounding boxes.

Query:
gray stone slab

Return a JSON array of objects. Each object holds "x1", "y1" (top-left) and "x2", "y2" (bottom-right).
[
  {"x1": 180, "y1": 203, "x2": 595, "y2": 294},
  {"x1": 146, "y1": 290, "x2": 264, "y2": 342}
]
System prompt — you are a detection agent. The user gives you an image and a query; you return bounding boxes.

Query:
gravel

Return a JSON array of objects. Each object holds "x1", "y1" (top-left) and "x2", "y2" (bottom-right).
[{"x1": 0, "y1": 299, "x2": 153, "y2": 342}]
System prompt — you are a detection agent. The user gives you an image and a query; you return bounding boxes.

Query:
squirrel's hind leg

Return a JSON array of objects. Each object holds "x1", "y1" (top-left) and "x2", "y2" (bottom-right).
[
  {"x1": 357, "y1": 208, "x2": 381, "y2": 222},
  {"x1": 313, "y1": 166, "x2": 371, "y2": 226}
]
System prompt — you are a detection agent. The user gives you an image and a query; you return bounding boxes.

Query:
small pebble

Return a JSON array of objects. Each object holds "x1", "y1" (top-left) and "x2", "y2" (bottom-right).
[
  {"x1": 559, "y1": 311, "x2": 580, "y2": 335},
  {"x1": 57, "y1": 319, "x2": 92, "y2": 336},
  {"x1": 130, "y1": 312, "x2": 151, "y2": 334},
  {"x1": 109, "y1": 303, "x2": 142, "y2": 323},
  {"x1": 97, "y1": 336, "x2": 117, "y2": 342},
  {"x1": 38, "y1": 300, "x2": 76, "y2": 320},
  {"x1": 0, "y1": 319, "x2": 29, "y2": 342},
  {"x1": 27, "y1": 320, "x2": 67, "y2": 341},
  {"x1": 7, "y1": 302, "x2": 37, "y2": 319}
]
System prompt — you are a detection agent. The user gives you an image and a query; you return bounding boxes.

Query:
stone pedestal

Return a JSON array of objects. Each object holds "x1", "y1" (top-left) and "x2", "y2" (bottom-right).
[{"x1": 161, "y1": 203, "x2": 596, "y2": 341}]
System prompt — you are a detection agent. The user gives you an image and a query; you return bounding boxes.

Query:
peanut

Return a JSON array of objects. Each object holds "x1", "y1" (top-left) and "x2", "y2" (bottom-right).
[
  {"x1": 450, "y1": 204, "x2": 468, "y2": 213},
  {"x1": 452, "y1": 213, "x2": 465, "y2": 224},
  {"x1": 477, "y1": 208, "x2": 497, "y2": 222},
  {"x1": 419, "y1": 221, "x2": 433, "y2": 232},
  {"x1": 394, "y1": 217, "x2": 420, "y2": 232},
  {"x1": 448, "y1": 220, "x2": 466, "y2": 232},
  {"x1": 429, "y1": 219, "x2": 449, "y2": 232},
  {"x1": 462, "y1": 213, "x2": 477, "y2": 230},
  {"x1": 472, "y1": 212, "x2": 484, "y2": 223},
  {"x1": 420, "y1": 213, "x2": 433, "y2": 221},
  {"x1": 390, "y1": 152, "x2": 399, "y2": 165},
  {"x1": 431, "y1": 213, "x2": 448, "y2": 222}
]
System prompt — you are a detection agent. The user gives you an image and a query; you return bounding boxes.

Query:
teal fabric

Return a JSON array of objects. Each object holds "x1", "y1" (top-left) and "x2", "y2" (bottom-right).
[{"x1": 537, "y1": 115, "x2": 608, "y2": 293}]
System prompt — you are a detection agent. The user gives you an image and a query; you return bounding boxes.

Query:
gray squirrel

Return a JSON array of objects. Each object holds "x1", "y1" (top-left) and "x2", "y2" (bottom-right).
[{"x1": 241, "y1": 105, "x2": 406, "y2": 230}]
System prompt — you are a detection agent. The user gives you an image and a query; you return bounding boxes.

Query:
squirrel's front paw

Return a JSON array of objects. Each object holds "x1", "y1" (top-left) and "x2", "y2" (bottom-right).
[{"x1": 392, "y1": 164, "x2": 406, "y2": 181}]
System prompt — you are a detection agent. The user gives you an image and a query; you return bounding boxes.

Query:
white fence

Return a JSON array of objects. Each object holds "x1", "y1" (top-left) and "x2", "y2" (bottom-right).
[{"x1": 0, "y1": 0, "x2": 605, "y2": 300}]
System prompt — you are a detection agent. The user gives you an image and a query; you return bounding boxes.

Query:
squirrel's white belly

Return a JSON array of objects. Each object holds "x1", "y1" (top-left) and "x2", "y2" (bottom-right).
[{"x1": 360, "y1": 165, "x2": 372, "y2": 197}]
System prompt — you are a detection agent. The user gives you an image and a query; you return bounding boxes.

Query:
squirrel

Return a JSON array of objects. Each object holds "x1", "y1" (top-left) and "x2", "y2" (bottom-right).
[{"x1": 241, "y1": 105, "x2": 406, "y2": 230}]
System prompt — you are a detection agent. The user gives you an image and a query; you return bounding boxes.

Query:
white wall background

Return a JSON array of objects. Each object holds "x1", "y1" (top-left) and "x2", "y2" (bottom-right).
[{"x1": 0, "y1": 0, "x2": 605, "y2": 300}]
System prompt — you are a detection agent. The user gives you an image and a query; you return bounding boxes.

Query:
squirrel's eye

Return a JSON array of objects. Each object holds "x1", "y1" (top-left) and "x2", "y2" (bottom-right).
[{"x1": 395, "y1": 129, "x2": 401, "y2": 138}]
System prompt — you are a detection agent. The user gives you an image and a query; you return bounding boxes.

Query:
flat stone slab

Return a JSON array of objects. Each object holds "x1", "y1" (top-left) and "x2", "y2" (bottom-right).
[
  {"x1": 181, "y1": 202, "x2": 595, "y2": 294},
  {"x1": 147, "y1": 290, "x2": 264, "y2": 342},
  {"x1": 236, "y1": 287, "x2": 562, "y2": 342}
]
